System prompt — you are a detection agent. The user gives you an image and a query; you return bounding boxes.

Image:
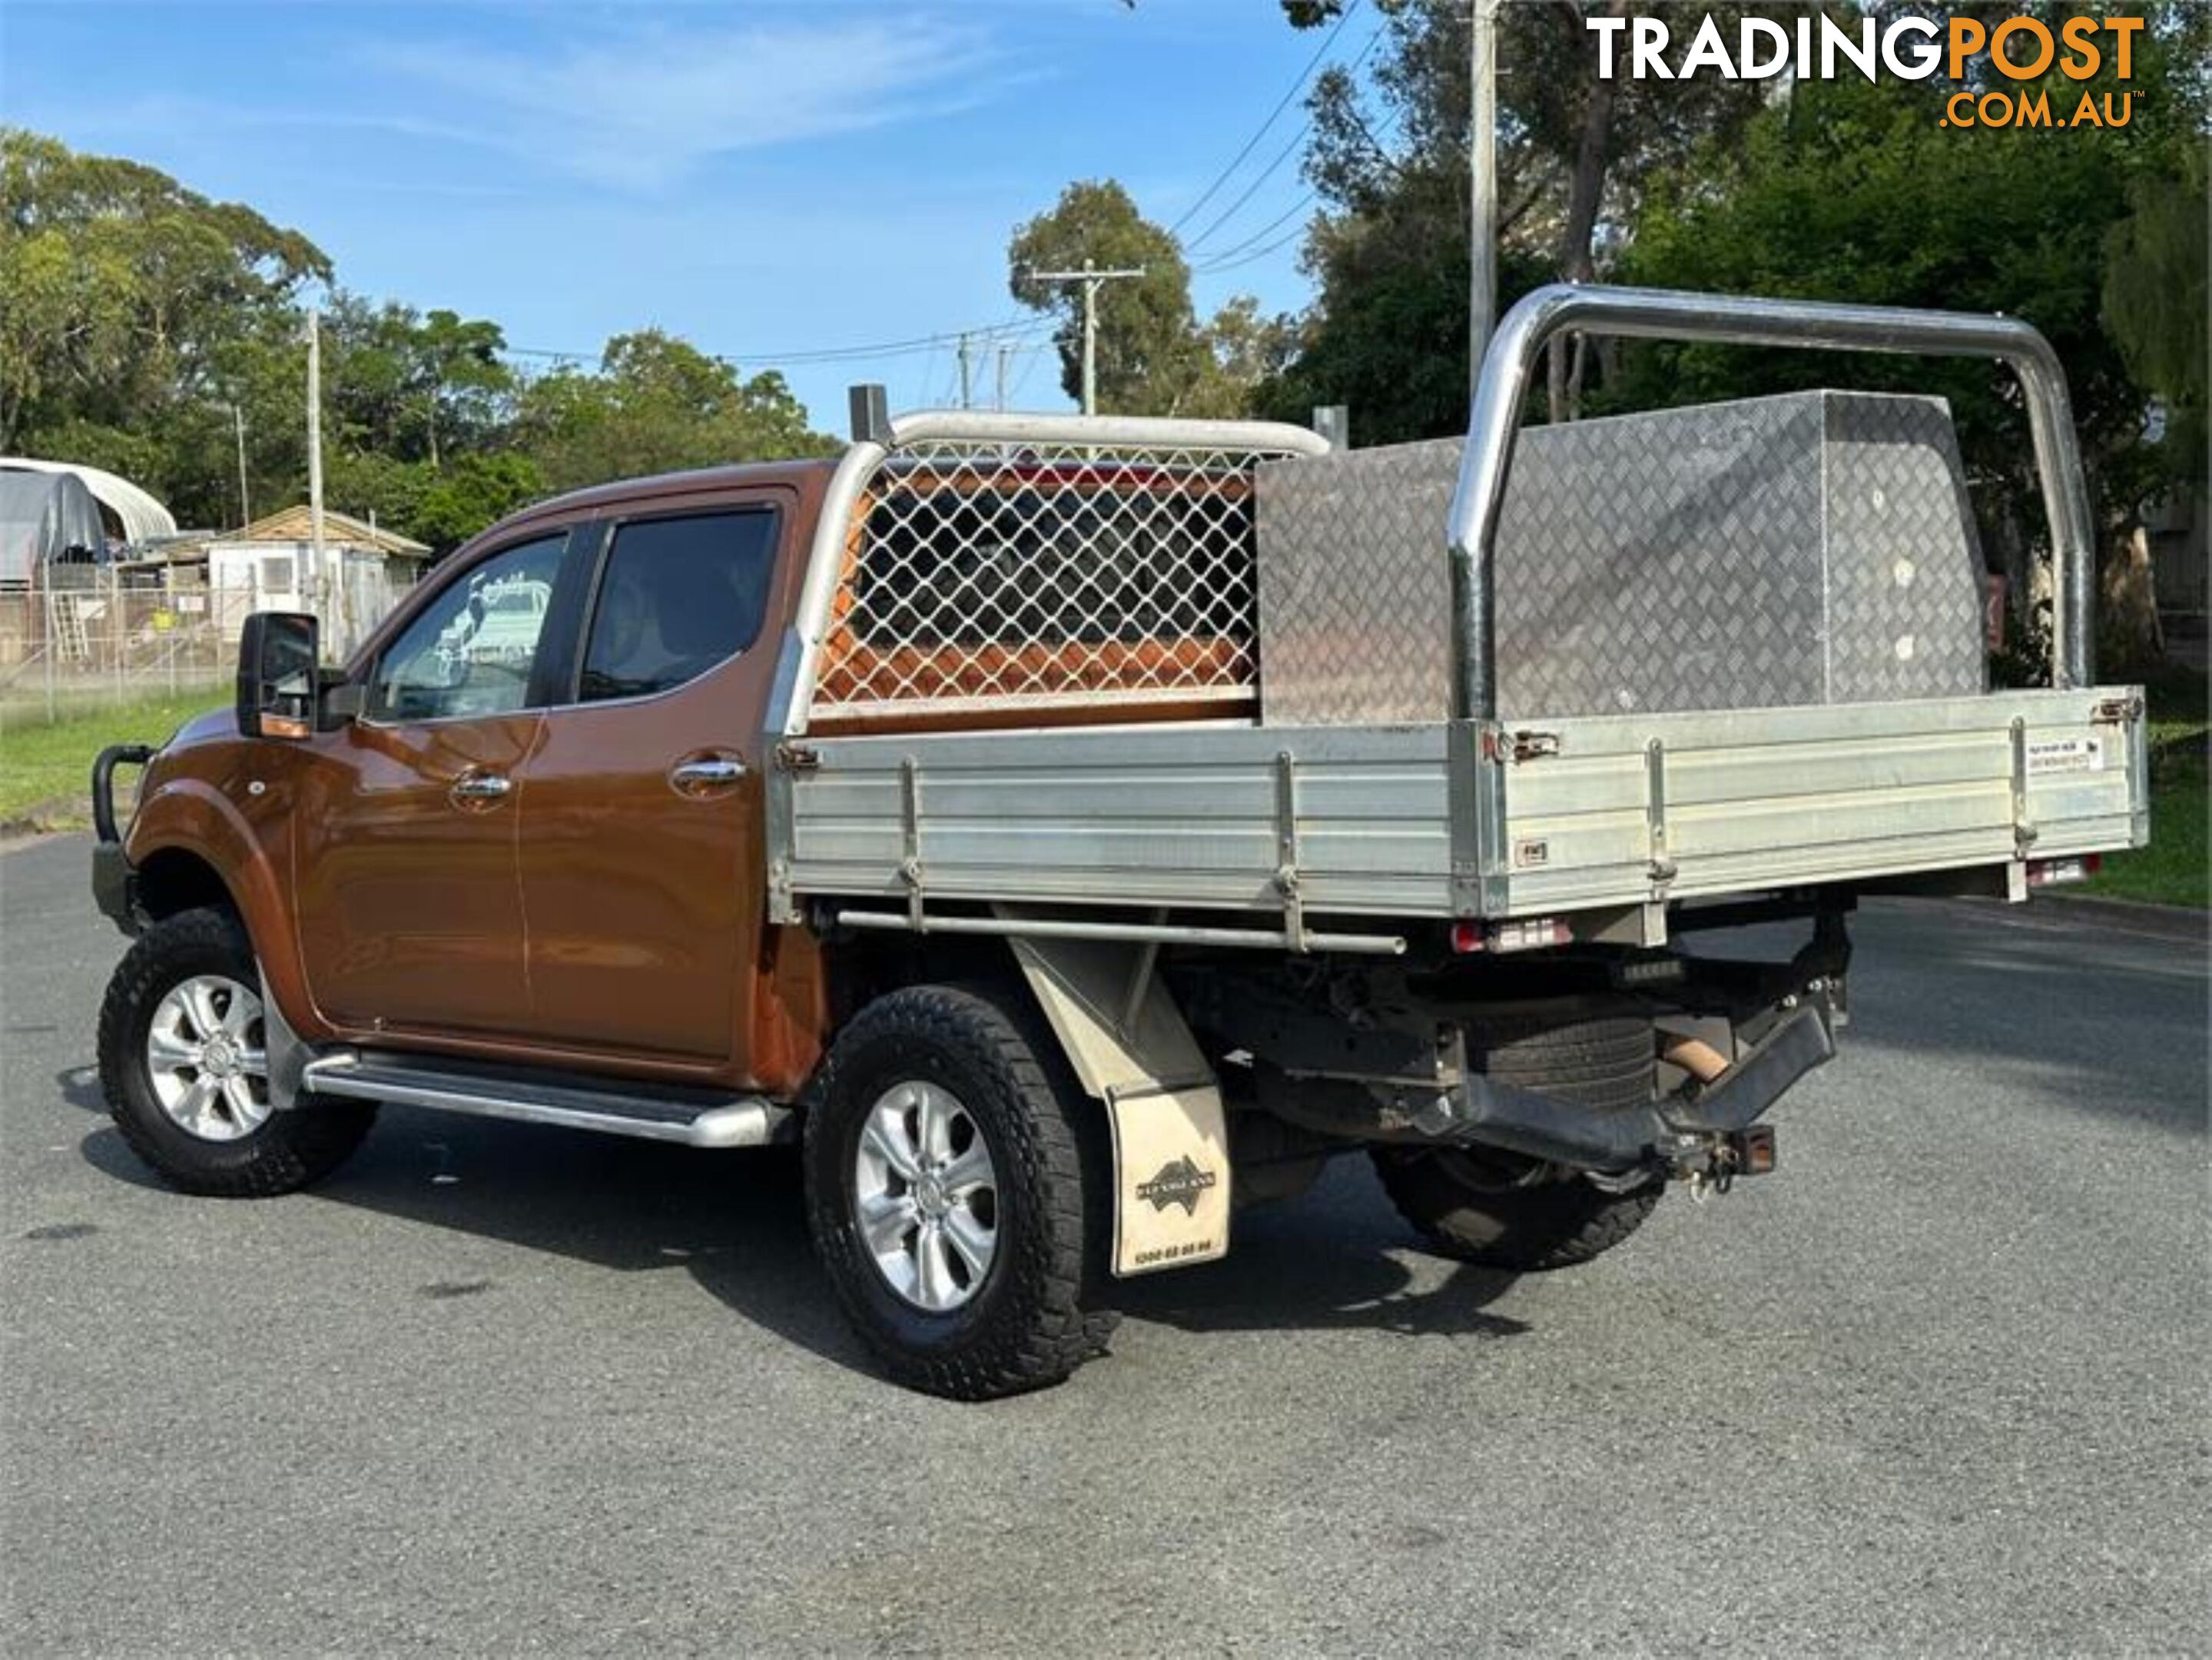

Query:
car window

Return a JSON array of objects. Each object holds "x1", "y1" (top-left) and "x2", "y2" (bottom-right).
[
  {"x1": 368, "y1": 535, "x2": 565, "y2": 722},
  {"x1": 579, "y1": 510, "x2": 778, "y2": 703}
]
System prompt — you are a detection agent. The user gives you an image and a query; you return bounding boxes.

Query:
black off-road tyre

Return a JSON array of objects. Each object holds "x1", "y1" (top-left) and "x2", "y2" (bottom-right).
[
  {"x1": 1373, "y1": 1001, "x2": 1662, "y2": 1271},
  {"x1": 98, "y1": 907, "x2": 376, "y2": 1196},
  {"x1": 803, "y1": 984, "x2": 1111, "y2": 1400}
]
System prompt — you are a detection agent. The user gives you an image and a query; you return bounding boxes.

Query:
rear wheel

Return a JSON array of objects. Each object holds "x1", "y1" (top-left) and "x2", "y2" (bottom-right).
[
  {"x1": 1373, "y1": 1002, "x2": 1662, "y2": 1271},
  {"x1": 98, "y1": 908, "x2": 376, "y2": 1197},
  {"x1": 803, "y1": 984, "x2": 1108, "y2": 1400}
]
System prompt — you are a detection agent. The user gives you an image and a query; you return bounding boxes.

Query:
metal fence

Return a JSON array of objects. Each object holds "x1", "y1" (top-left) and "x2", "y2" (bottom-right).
[
  {"x1": 0, "y1": 559, "x2": 407, "y2": 727},
  {"x1": 813, "y1": 433, "x2": 1320, "y2": 728}
]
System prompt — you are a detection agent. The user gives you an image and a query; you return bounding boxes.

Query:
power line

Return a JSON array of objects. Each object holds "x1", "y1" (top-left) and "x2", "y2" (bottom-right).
[
  {"x1": 504, "y1": 314, "x2": 1050, "y2": 372},
  {"x1": 1166, "y1": 0, "x2": 1360, "y2": 240},
  {"x1": 1193, "y1": 221, "x2": 1312, "y2": 276},
  {"x1": 1180, "y1": 20, "x2": 1388, "y2": 258},
  {"x1": 1192, "y1": 191, "x2": 1316, "y2": 269},
  {"x1": 1183, "y1": 124, "x2": 1311, "y2": 254}
]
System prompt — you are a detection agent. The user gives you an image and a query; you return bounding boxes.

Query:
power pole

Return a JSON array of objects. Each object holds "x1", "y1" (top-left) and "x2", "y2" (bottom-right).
[
  {"x1": 305, "y1": 307, "x2": 327, "y2": 623},
  {"x1": 230, "y1": 402, "x2": 251, "y2": 528},
  {"x1": 1469, "y1": 0, "x2": 1500, "y2": 390},
  {"x1": 957, "y1": 331, "x2": 974, "y2": 410},
  {"x1": 995, "y1": 344, "x2": 1012, "y2": 412},
  {"x1": 1023, "y1": 257, "x2": 1146, "y2": 414}
]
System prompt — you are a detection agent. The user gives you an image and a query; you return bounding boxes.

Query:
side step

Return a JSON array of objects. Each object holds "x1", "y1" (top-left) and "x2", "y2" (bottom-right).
[{"x1": 300, "y1": 1053, "x2": 791, "y2": 1149}]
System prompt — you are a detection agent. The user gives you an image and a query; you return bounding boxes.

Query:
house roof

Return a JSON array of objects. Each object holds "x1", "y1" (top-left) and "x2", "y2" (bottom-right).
[{"x1": 230, "y1": 504, "x2": 431, "y2": 558}]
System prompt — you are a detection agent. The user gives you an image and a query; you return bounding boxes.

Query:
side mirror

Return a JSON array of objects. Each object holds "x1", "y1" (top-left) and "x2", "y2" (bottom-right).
[{"x1": 236, "y1": 612, "x2": 320, "y2": 739}]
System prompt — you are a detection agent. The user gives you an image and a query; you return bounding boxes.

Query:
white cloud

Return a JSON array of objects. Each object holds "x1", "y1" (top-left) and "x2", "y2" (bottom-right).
[{"x1": 365, "y1": 17, "x2": 995, "y2": 191}]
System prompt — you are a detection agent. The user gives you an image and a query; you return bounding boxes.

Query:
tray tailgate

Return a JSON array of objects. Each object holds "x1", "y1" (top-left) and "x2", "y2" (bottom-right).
[{"x1": 1497, "y1": 689, "x2": 2145, "y2": 911}]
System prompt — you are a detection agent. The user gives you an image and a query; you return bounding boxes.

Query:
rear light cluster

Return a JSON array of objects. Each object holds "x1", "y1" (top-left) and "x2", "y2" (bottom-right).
[
  {"x1": 1450, "y1": 917, "x2": 1574, "y2": 954},
  {"x1": 2027, "y1": 854, "x2": 2102, "y2": 888}
]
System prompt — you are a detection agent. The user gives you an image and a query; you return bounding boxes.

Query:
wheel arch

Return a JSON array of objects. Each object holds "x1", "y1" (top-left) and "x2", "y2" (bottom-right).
[{"x1": 124, "y1": 782, "x2": 322, "y2": 1043}]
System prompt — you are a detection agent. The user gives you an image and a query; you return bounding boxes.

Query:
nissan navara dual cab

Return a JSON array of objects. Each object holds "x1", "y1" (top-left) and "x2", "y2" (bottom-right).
[{"x1": 90, "y1": 286, "x2": 2147, "y2": 1399}]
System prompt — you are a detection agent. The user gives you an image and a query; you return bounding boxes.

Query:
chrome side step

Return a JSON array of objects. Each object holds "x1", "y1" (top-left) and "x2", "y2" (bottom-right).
[{"x1": 300, "y1": 1054, "x2": 791, "y2": 1149}]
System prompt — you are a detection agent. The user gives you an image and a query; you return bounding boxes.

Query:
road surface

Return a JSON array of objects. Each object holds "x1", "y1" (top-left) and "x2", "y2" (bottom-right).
[{"x1": 2, "y1": 832, "x2": 2204, "y2": 1655}]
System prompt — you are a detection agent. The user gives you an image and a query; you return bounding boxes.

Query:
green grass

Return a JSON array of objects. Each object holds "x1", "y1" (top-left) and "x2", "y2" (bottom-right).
[
  {"x1": 2068, "y1": 658, "x2": 2207, "y2": 908},
  {"x1": 0, "y1": 688, "x2": 227, "y2": 829},
  {"x1": 2076, "y1": 725, "x2": 2209, "y2": 908}
]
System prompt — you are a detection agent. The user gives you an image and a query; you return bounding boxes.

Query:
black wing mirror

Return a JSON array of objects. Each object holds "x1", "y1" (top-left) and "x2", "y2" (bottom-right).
[{"x1": 236, "y1": 612, "x2": 321, "y2": 739}]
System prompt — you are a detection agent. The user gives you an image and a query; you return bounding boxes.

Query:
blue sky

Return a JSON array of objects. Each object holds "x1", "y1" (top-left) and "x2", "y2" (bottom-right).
[{"x1": 3, "y1": 0, "x2": 1375, "y2": 428}]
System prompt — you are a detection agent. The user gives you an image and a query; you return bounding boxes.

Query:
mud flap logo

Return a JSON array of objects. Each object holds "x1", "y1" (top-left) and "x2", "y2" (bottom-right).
[
  {"x1": 1104, "y1": 1084, "x2": 1231, "y2": 1277},
  {"x1": 1136, "y1": 1155, "x2": 1218, "y2": 1216}
]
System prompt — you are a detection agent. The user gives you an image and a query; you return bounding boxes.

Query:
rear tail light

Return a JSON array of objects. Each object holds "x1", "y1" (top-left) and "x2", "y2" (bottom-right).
[
  {"x1": 2027, "y1": 854, "x2": 2102, "y2": 888},
  {"x1": 1451, "y1": 917, "x2": 1573, "y2": 954}
]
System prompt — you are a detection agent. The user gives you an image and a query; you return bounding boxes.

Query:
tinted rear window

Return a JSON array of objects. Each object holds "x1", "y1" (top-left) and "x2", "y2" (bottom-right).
[{"x1": 579, "y1": 510, "x2": 778, "y2": 702}]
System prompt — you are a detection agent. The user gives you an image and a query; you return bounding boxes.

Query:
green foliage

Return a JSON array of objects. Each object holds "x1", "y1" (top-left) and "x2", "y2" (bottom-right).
[
  {"x1": 2, "y1": 125, "x2": 330, "y2": 525},
  {"x1": 1612, "y1": 18, "x2": 2207, "y2": 576},
  {"x1": 1010, "y1": 181, "x2": 1212, "y2": 415},
  {"x1": 2103, "y1": 144, "x2": 2208, "y2": 468},
  {"x1": 412, "y1": 453, "x2": 546, "y2": 554},
  {"x1": 514, "y1": 331, "x2": 832, "y2": 495},
  {"x1": 1007, "y1": 179, "x2": 1283, "y2": 417},
  {"x1": 2, "y1": 131, "x2": 839, "y2": 553}
]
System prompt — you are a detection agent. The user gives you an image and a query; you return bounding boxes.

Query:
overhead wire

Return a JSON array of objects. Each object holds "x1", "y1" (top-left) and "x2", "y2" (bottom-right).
[{"x1": 1167, "y1": 0, "x2": 1360, "y2": 240}]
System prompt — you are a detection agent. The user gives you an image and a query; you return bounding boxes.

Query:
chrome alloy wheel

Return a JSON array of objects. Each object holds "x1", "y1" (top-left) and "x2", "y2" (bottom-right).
[
  {"x1": 853, "y1": 1081, "x2": 999, "y2": 1313},
  {"x1": 145, "y1": 974, "x2": 270, "y2": 1142}
]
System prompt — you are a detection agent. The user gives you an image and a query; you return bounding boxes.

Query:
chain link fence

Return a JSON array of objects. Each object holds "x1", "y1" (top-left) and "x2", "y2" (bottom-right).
[{"x1": 0, "y1": 560, "x2": 407, "y2": 730}]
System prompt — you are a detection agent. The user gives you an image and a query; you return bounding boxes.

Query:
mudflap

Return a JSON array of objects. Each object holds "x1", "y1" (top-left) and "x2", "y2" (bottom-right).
[
  {"x1": 1103, "y1": 1082, "x2": 1231, "y2": 1277},
  {"x1": 1003, "y1": 925, "x2": 1232, "y2": 1277}
]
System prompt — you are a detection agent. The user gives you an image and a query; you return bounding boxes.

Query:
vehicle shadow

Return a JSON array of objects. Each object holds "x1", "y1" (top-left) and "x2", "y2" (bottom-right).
[{"x1": 73, "y1": 1101, "x2": 1530, "y2": 1380}]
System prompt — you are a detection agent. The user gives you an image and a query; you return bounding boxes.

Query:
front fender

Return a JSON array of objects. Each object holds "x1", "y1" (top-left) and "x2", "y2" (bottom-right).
[{"x1": 125, "y1": 774, "x2": 327, "y2": 1044}]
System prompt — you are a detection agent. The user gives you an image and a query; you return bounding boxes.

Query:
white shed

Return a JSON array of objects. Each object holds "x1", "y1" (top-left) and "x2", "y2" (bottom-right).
[{"x1": 204, "y1": 506, "x2": 432, "y2": 652}]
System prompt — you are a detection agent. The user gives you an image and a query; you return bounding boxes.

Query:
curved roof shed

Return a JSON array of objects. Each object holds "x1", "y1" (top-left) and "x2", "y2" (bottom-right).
[
  {"x1": 0, "y1": 459, "x2": 177, "y2": 544},
  {"x1": 0, "y1": 470, "x2": 107, "y2": 585}
]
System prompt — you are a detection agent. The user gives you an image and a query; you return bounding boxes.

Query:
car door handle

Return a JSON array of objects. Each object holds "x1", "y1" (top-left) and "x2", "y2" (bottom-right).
[
  {"x1": 449, "y1": 772, "x2": 513, "y2": 805},
  {"x1": 669, "y1": 757, "x2": 748, "y2": 797}
]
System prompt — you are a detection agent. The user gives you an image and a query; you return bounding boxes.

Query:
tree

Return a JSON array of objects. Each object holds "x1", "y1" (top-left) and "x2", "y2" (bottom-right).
[
  {"x1": 1611, "y1": 5, "x2": 2208, "y2": 665},
  {"x1": 2103, "y1": 144, "x2": 2208, "y2": 470},
  {"x1": 412, "y1": 453, "x2": 545, "y2": 554},
  {"x1": 514, "y1": 331, "x2": 832, "y2": 493},
  {"x1": 1273, "y1": 1, "x2": 1786, "y2": 432},
  {"x1": 1, "y1": 128, "x2": 330, "y2": 525},
  {"x1": 1010, "y1": 181, "x2": 1212, "y2": 415}
]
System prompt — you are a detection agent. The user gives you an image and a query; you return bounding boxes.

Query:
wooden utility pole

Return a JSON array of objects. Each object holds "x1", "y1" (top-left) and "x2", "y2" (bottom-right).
[
  {"x1": 1024, "y1": 258, "x2": 1146, "y2": 414},
  {"x1": 305, "y1": 307, "x2": 327, "y2": 622},
  {"x1": 1469, "y1": 0, "x2": 1500, "y2": 391},
  {"x1": 231, "y1": 403, "x2": 251, "y2": 527}
]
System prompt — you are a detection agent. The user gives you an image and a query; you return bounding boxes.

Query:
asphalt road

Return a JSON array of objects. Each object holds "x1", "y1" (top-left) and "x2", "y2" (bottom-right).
[{"x1": 2, "y1": 831, "x2": 2205, "y2": 1657}]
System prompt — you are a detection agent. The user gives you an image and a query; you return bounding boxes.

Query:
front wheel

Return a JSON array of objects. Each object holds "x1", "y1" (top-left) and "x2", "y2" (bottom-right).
[
  {"x1": 98, "y1": 908, "x2": 376, "y2": 1197},
  {"x1": 803, "y1": 984, "x2": 1109, "y2": 1400}
]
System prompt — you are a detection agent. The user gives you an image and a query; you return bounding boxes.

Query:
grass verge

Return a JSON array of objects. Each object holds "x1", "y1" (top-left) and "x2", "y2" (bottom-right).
[
  {"x1": 2078, "y1": 660, "x2": 2208, "y2": 909},
  {"x1": 0, "y1": 689, "x2": 227, "y2": 832}
]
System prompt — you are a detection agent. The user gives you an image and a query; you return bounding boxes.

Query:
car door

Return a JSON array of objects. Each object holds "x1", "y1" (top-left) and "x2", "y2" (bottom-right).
[
  {"x1": 512, "y1": 495, "x2": 788, "y2": 1071},
  {"x1": 292, "y1": 530, "x2": 572, "y2": 1038}
]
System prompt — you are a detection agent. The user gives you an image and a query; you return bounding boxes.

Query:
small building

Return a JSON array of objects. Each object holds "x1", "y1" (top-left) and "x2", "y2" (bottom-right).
[{"x1": 204, "y1": 506, "x2": 432, "y2": 653}]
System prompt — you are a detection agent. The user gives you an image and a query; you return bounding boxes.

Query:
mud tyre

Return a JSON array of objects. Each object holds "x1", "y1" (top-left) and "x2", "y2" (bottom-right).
[
  {"x1": 97, "y1": 907, "x2": 376, "y2": 1197},
  {"x1": 803, "y1": 984, "x2": 1109, "y2": 1400}
]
